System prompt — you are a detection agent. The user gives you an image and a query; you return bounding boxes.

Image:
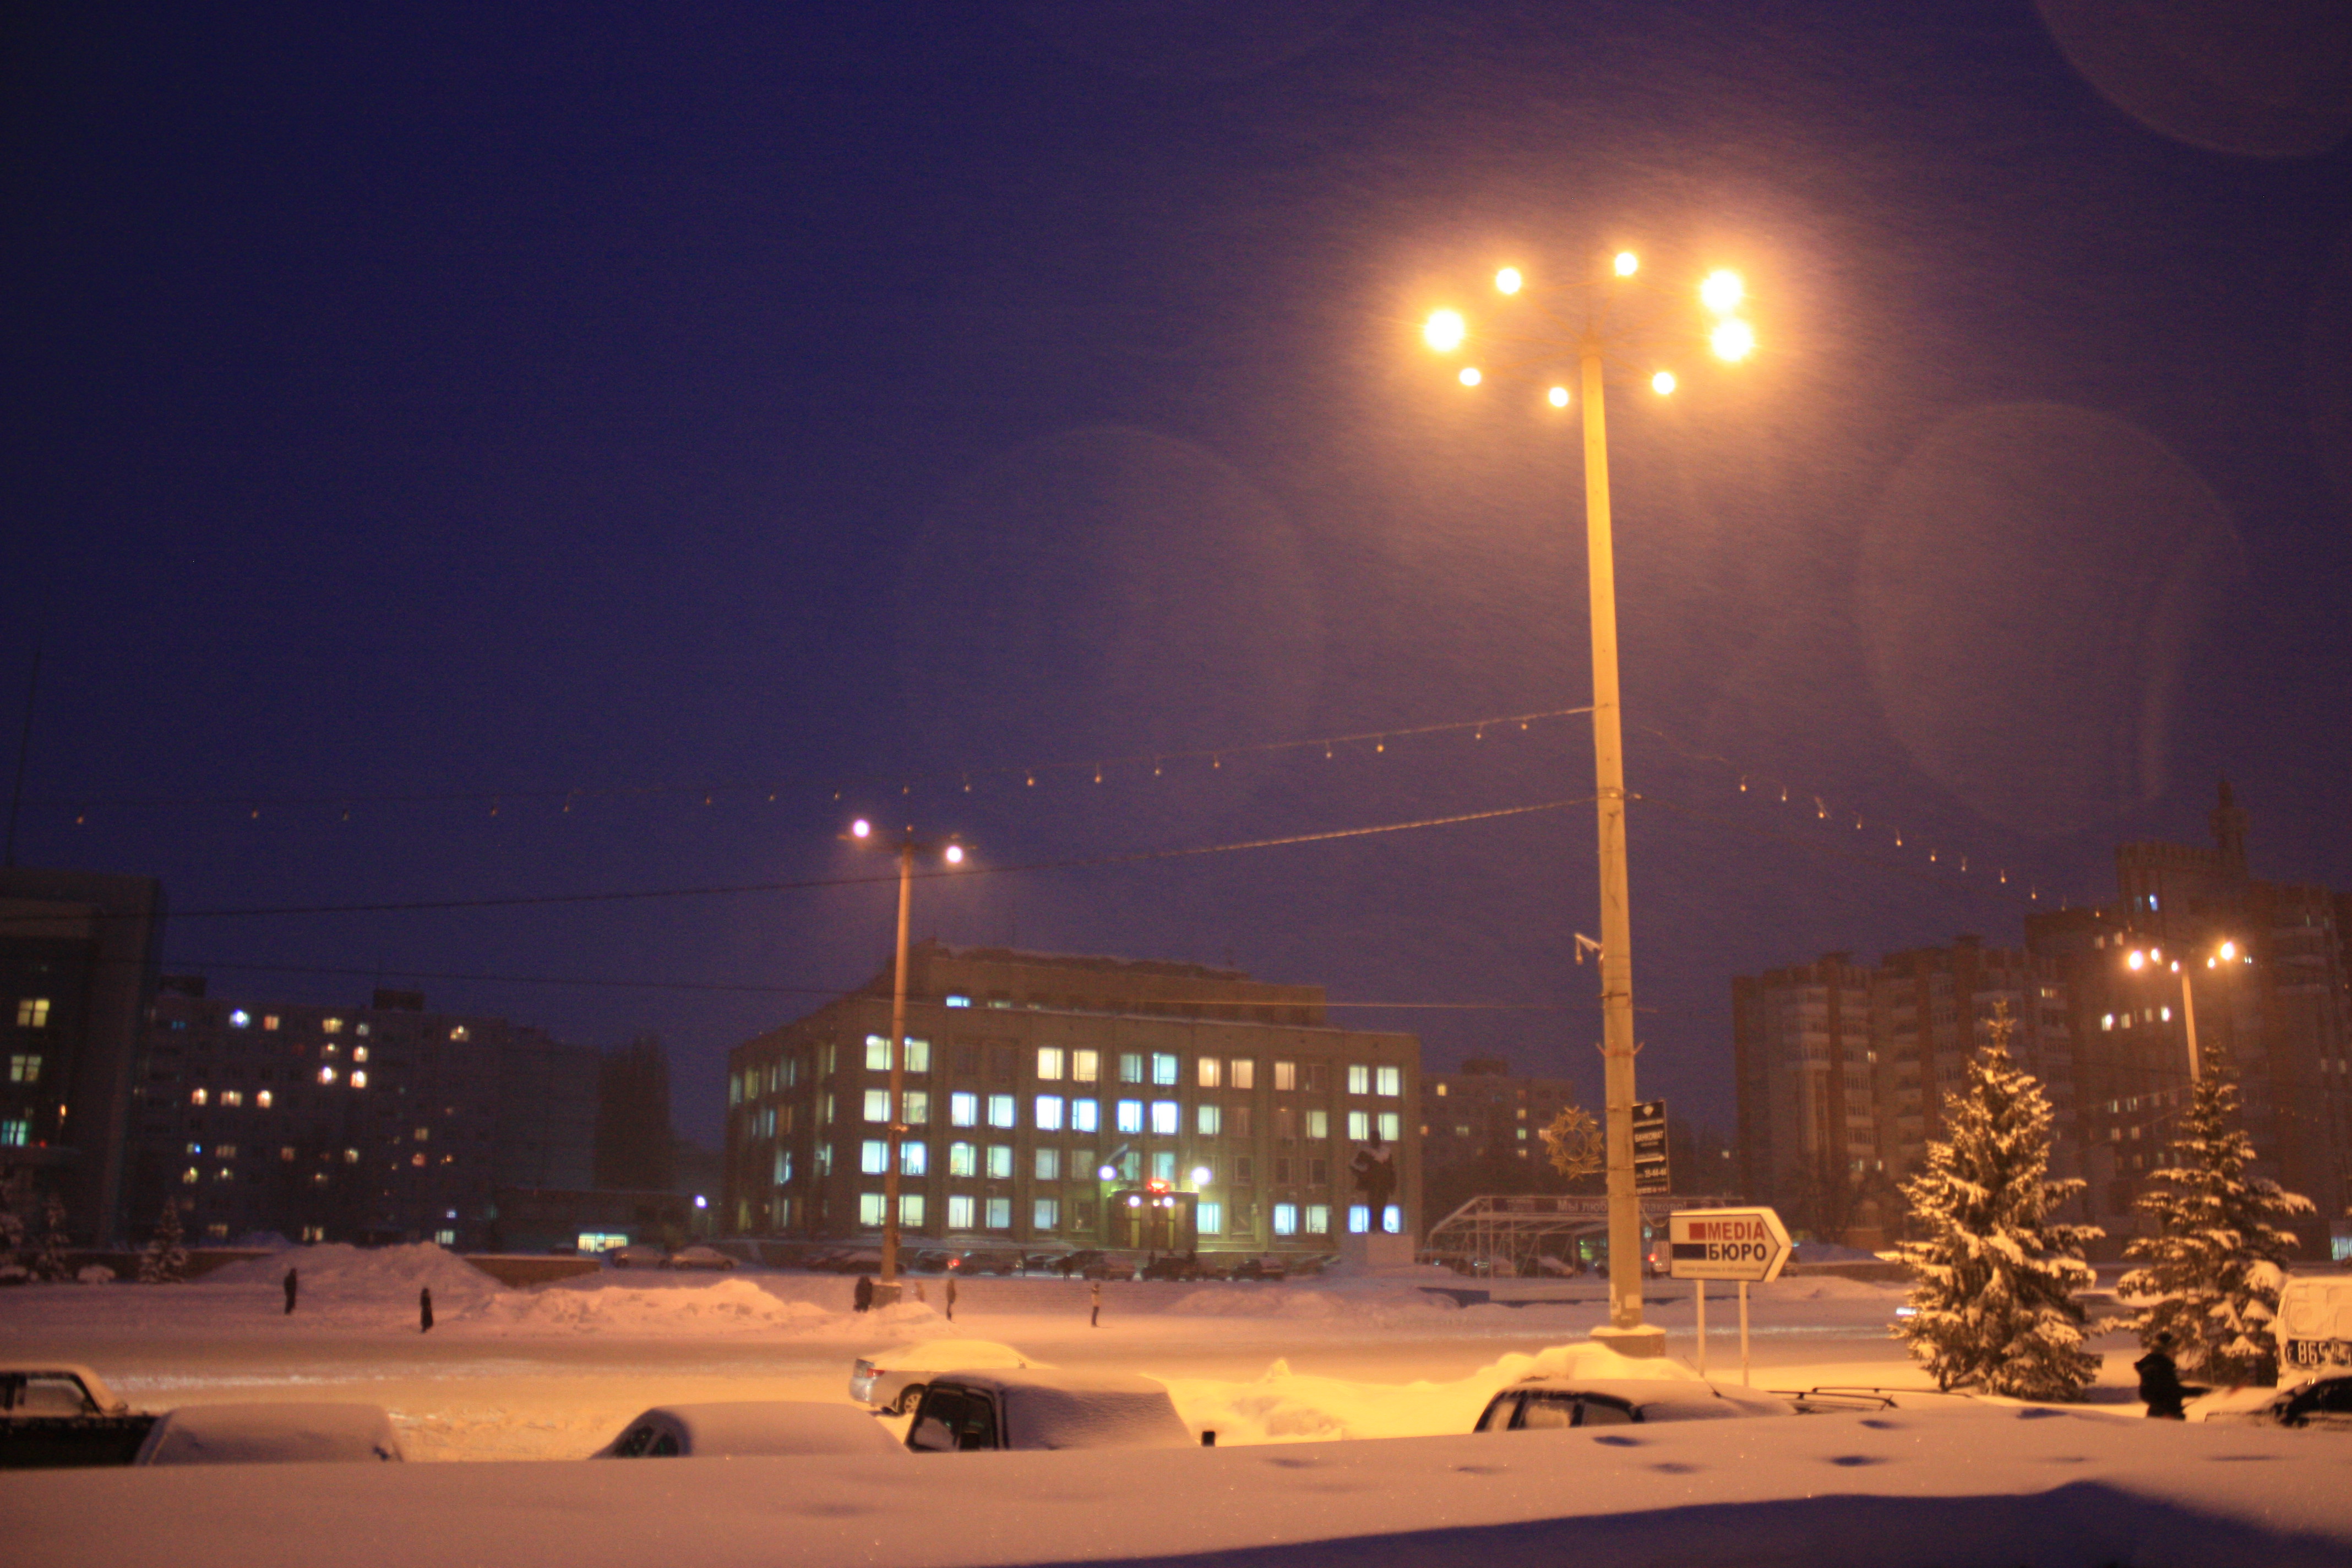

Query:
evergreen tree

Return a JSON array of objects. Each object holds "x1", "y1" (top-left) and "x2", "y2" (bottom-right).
[
  {"x1": 30, "y1": 1193, "x2": 74, "y2": 1282},
  {"x1": 2119, "y1": 1055, "x2": 2314, "y2": 1386},
  {"x1": 1894, "y1": 1003, "x2": 2103, "y2": 1398},
  {"x1": 139, "y1": 1200, "x2": 188, "y2": 1284},
  {"x1": 0, "y1": 1168, "x2": 30, "y2": 1264}
]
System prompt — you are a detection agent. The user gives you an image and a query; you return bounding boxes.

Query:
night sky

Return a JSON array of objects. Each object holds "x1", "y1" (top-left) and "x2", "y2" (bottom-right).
[{"x1": 8, "y1": 3, "x2": 2350, "y2": 1146}]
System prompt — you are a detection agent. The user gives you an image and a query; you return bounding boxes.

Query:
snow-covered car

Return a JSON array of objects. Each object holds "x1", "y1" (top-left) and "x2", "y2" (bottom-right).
[
  {"x1": 594, "y1": 1401, "x2": 906, "y2": 1458},
  {"x1": 606, "y1": 1244, "x2": 667, "y2": 1268},
  {"x1": 0, "y1": 1364, "x2": 153, "y2": 1469},
  {"x1": 904, "y1": 1370, "x2": 1195, "y2": 1452},
  {"x1": 851, "y1": 1339, "x2": 1036, "y2": 1412},
  {"x1": 660, "y1": 1245, "x2": 738, "y2": 1271},
  {"x1": 2195, "y1": 1375, "x2": 2352, "y2": 1431},
  {"x1": 134, "y1": 1402, "x2": 405, "y2": 1464},
  {"x1": 1771, "y1": 1385, "x2": 1989, "y2": 1414},
  {"x1": 1474, "y1": 1378, "x2": 1794, "y2": 1430}
]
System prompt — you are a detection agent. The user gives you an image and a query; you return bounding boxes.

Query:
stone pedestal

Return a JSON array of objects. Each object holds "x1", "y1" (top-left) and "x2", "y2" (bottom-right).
[
  {"x1": 1337, "y1": 1229, "x2": 1416, "y2": 1272},
  {"x1": 1589, "y1": 1321, "x2": 1668, "y2": 1358}
]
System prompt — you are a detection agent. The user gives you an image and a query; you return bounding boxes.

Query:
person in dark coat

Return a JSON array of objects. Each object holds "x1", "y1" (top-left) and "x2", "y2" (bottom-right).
[
  {"x1": 282, "y1": 1267, "x2": 298, "y2": 1315},
  {"x1": 1090, "y1": 1278, "x2": 1102, "y2": 1328},
  {"x1": 853, "y1": 1273, "x2": 875, "y2": 1313},
  {"x1": 419, "y1": 1286, "x2": 434, "y2": 1334},
  {"x1": 945, "y1": 1275, "x2": 957, "y2": 1322},
  {"x1": 2136, "y1": 1332, "x2": 2190, "y2": 1419}
]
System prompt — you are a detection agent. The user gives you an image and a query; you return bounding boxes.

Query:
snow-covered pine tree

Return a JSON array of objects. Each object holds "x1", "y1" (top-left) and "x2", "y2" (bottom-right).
[
  {"x1": 1894, "y1": 1001, "x2": 2104, "y2": 1398},
  {"x1": 30, "y1": 1193, "x2": 74, "y2": 1281},
  {"x1": 139, "y1": 1199, "x2": 188, "y2": 1284},
  {"x1": 2119, "y1": 1052, "x2": 2314, "y2": 1386}
]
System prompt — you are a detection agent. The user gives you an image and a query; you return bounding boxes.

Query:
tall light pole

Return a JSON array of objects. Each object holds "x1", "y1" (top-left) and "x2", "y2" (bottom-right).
[
  {"x1": 1425, "y1": 252, "x2": 1752, "y2": 1355},
  {"x1": 2126, "y1": 938, "x2": 2245, "y2": 1084},
  {"x1": 847, "y1": 817, "x2": 964, "y2": 1294}
]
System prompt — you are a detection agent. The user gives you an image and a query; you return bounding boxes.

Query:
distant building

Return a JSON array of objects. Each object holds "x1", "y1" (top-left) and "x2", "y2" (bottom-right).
[
  {"x1": 1419, "y1": 1058, "x2": 1585, "y2": 1222},
  {"x1": 129, "y1": 984, "x2": 598, "y2": 1249},
  {"x1": 2025, "y1": 781, "x2": 2352, "y2": 1248},
  {"x1": 0, "y1": 867, "x2": 166, "y2": 1244},
  {"x1": 722, "y1": 943, "x2": 1420, "y2": 1256},
  {"x1": 1733, "y1": 938, "x2": 2077, "y2": 1248},
  {"x1": 594, "y1": 1036, "x2": 674, "y2": 1192}
]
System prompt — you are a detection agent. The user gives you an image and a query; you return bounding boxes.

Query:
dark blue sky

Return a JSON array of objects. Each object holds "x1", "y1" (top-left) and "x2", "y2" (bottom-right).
[{"x1": 8, "y1": 2, "x2": 2349, "y2": 1142}]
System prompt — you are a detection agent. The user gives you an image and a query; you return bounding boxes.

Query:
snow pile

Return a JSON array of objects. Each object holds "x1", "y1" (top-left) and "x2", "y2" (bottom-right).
[
  {"x1": 467, "y1": 1278, "x2": 834, "y2": 1335},
  {"x1": 206, "y1": 1242, "x2": 502, "y2": 1310},
  {"x1": 1163, "y1": 1284, "x2": 1458, "y2": 1324},
  {"x1": 1765, "y1": 1275, "x2": 1905, "y2": 1302}
]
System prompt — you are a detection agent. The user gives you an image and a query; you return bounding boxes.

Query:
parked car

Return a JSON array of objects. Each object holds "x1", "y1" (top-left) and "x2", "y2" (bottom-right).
[
  {"x1": 910, "y1": 1250, "x2": 961, "y2": 1274},
  {"x1": 1769, "y1": 1385, "x2": 1989, "y2": 1415},
  {"x1": 661, "y1": 1245, "x2": 738, "y2": 1271},
  {"x1": 135, "y1": 1403, "x2": 405, "y2": 1464},
  {"x1": 1228, "y1": 1257, "x2": 1286, "y2": 1282},
  {"x1": 2278, "y1": 1275, "x2": 2352, "y2": 1376},
  {"x1": 904, "y1": 1370, "x2": 1195, "y2": 1452},
  {"x1": 961, "y1": 1250, "x2": 1024, "y2": 1277},
  {"x1": 607, "y1": 1244, "x2": 668, "y2": 1268},
  {"x1": 1140, "y1": 1255, "x2": 1206, "y2": 1282},
  {"x1": 1474, "y1": 1378, "x2": 1794, "y2": 1431},
  {"x1": 1082, "y1": 1254, "x2": 1137, "y2": 1281},
  {"x1": 851, "y1": 1340, "x2": 1036, "y2": 1413},
  {"x1": 2196, "y1": 1374, "x2": 2352, "y2": 1431},
  {"x1": 0, "y1": 1365, "x2": 153, "y2": 1470},
  {"x1": 594, "y1": 1401, "x2": 905, "y2": 1458}
]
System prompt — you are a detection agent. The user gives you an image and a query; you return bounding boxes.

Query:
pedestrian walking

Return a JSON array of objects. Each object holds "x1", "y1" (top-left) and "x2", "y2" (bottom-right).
[
  {"x1": 1090, "y1": 1278, "x2": 1101, "y2": 1328},
  {"x1": 419, "y1": 1286, "x2": 434, "y2": 1334},
  {"x1": 853, "y1": 1273, "x2": 875, "y2": 1313},
  {"x1": 2136, "y1": 1332, "x2": 2189, "y2": 1419},
  {"x1": 945, "y1": 1275, "x2": 957, "y2": 1322},
  {"x1": 282, "y1": 1266, "x2": 298, "y2": 1316}
]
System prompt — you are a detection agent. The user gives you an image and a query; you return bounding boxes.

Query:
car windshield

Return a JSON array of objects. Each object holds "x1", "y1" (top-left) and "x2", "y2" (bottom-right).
[{"x1": 910, "y1": 1390, "x2": 997, "y2": 1452}]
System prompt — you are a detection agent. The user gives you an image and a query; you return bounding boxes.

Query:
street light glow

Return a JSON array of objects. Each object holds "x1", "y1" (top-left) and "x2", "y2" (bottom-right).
[
  {"x1": 851, "y1": 818, "x2": 871, "y2": 839},
  {"x1": 1548, "y1": 384, "x2": 1570, "y2": 407},
  {"x1": 1650, "y1": 370, "x2": 1676, "y2": 395},
  {"x1": 2219, "y1": 940, "x2": 2237, "y2": 960},
  {"x1": 1614, "y1": 251, "x2": 1638, "y2": 276},
  {"x1": 1458, "y1": 366, "x2": 1482, "y2": 386},
  {"x1": 1424, "y1": 309, "x2": 1466, "y2": 351},
  {"x1": 1190, "y1": 1166, "x2": 1212, "y2": 1185},
  {"x1": 2128, "y1": 949, "x2": 2146, "y2": 970},
  {"x1": 1495, "y1": 266, "x2": 1523, "y2": 295},
  {"x1": 1097, "y1": 1163, "x2": 1117, "y2": 1182},
  {"x1": 1701, "y1": 269, "x2": 1744, "y2": 313},
  {"x1": 943, "y1": 843, "x2": 964, "y2": 865},
  {"x1": 1710, "y1": 319, "x2": 1755, "y2": 361}
]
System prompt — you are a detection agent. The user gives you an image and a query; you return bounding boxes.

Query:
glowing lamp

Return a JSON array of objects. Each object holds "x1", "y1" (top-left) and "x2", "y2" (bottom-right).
[
  {"x1": 1710, "y1": 319, "x2": 1755, "y2": 361},
  {"x1": 1700, "y1": 270, "x2": 1744, "y2": 313},
  {"x1": 1495, "y1": 266, "x2": 1523, "y2": 295},
  {"x1": 851, "y1": 818, "x2": 871, "y2": 839},
  {"x1": 1547, "y1": 385, "x2": 1569, "y2": 407},
  {"x1": 1097, "y1": 1164, "x2": 1118, "y2": 1182},
  {"x1": 2219, "y1": 941, "x2": 2236, "y2": 960},
  {"x1": 2127, "y1": 950, "x2": 2146, "y2": 970},
  {"x1": 1651, "y1": 371, "x2": 1676, "y2": 395},
  {"x1": 1423, "y1": 309, "x2": 1466, "y2": 351},
  {"x1": 944, "y1": 843, "x2": 965, "y2": 865},
  {"x1": 1458, "y1": 366, "x2": 1482, "y2": 386},
  {"x1": 1190, "y1": 1166, "x2": 1212, "y2": 1185},
  {"x1": 1614, "y1": 252, "x2": 1638, "y2": 276}
]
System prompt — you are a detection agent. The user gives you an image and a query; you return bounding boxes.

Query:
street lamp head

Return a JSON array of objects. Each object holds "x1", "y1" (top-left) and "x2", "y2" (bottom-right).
[
  {"x1": 1548, "y1": 384, "x2": 1570, "y2": 407},
  {"x1": 851, "y1": 818, "x2": 872, "y2": 840},
  {"x1": 1650, "y1": 370, "x2": 1676, "y2": 395},
  {"x1": 1709, "y1": 319, "x2": 1755, "y2": 362},
  {"x1": 1458, "y1": 366, "x2": 1483, "y2": 386},
  {"x1": 1700, "y1": 270, "x2": 1744, "y2": 313},
  {"x1": 2219, "y1": 940, "x2": 2237, "y2": 961},
  {"x1": 1424, "y1": 309, "x2": 1466, "y2": 352},
  {"x1": 1097, "y1": 1163, "x2": 1118, "y2": 1182},
  {"x1": 1190, "y1": 1166, "x2": 1212, "y2": 1185},
  {"x1": 943, "y1": 843, "x2": 965, "y2": 865},
  {"x1": 1495, "y1": 266, "x2": 1523, "y2": 295},
  {"x1": 2127, "y1": 949, "x2": 2146, "y2": 970},
  {"x1": 1614, "y1": 251, "x2": 1639, "y2": 277}
]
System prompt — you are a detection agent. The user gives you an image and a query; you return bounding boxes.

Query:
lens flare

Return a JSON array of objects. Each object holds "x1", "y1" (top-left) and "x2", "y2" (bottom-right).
[{"x1": 1424, "y1": 309, "x2": 1466, "y2": 351}]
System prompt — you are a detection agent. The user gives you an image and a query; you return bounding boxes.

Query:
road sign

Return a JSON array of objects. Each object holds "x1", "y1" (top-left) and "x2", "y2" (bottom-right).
[
  {"x1": 1632, "y1": 1099, "x2": 1670, "y2": 1194},
  {"x1": 1667, "y1": 1206, "x2": 1791, "y2": 1283}
]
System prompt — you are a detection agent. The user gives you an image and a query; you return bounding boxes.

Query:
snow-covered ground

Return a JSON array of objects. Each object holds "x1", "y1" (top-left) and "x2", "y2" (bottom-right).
[{"x1": 7, "y1": 1248, "x2": 2345, "y2": 1566}]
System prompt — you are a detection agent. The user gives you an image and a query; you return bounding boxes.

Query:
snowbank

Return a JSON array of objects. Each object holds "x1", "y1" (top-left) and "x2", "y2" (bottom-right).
[
  {"x1": 206, "y1": 1243, "x2": 502, "y2": 1308},
  {"x1": 467, "y1": 1278, "x2": 833, "y2": 1335}
]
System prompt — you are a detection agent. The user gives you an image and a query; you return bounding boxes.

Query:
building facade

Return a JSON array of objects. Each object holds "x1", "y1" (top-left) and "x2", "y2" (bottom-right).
[
  {"x1": 722, "y1": 944, "x2": 1420, "y2": 1256},
  {"x1": 0, "y1": 867, "x2": 166, "y2": 1244},
  {"x1": 128, "y1": 982, "x2": 599, "y2": 1249},
  {"x1": 1419, "y1": 1058, "x2": 1585, "y2": 1220}
]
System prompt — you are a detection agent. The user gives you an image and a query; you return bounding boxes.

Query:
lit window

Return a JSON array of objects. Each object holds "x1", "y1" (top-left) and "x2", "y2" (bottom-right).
[
  {"x1": 186, "y1": 1140, "x2": 203, "y2": 1155},
  {"x1": 2101, "y1": 1014, "x2": 2114, "y2": 1031},
  {"x1": 411, "y1": 1152, "x2": 426, "y2": 1167},
  {"x1": 1305, "y1": 1109, "x2": 1329, "y2": 1139},
  {"x1": 948, "y1": 1141, "x2": 977, "y2": 1177},
  {"x1": 861, "y1": 1139, "x2": 888, "y2": 1174},
  {"x1": 1150, "y1": 1101, "x2": 1180, "y2": 1136},
  {"x1": 1035, "y1": 1095, "x2": 1065, "y2": 1131},
  {"x1": 986, "y1": 1145, "x2": 1014, "y2": 1180},
  {"x1": 1306, "y1": 1204, "x2": 1331, "y2": 1234},
  {"x1": 1197, "y1": 1201, "x2": 1223, "y2": 1235},
  {"x1": 15, "y1": 998, "x2": 51, "y2": 1028},
  {"x1": 1152, "y1": 1150, "x2": 1177, "y2": 1182},
  {"x1": 902, "y1": 1089, "x2": 930, "y2": 1124},
  {"x1": 1273, "y1": 1204, "x2": 1299, "y2": 1237},
  {"x1": 1036, "y1": 1147, "x2": 1061, "y2": 1180},
  {"x1": 1197, "y1": 1103, "x2": 1222, "y2": 1136},
  {"x1": 322, "y1": 1042, "x2": 338, "y2": 1058},
  {"x1": 859, "y1": 1192, "x2": 886, "y2": 1226},
  {"x1": 449, "y1": 1026, "x2": 469, "y2": 1042},
  {"x1": 322, "y1": 1018, "x2": 342, "y2": 1035},
  {"x1": 950, "y1": 1092, "x2": 978, "y2": 1128},
  {"x1": 1348, "y1": 1204, "x2": 1370, "y2": 1234},
  {"x1": 984, "y1": 1197, "x2": 1011, "y2": 1231},
  {"x1": 318, "y1": 1067, "x2": 336, "y2": 1085},
  {"x1": 1274, "y1": 1061, "x2": 1297, "y2": 1092},
  {"x1": 1376, "y1": 1066, "x2": 1402, "y2": 1097},
  {"x1": 181, "y1": 1166, "x2": 198, "y2": 1184},
  {"x1": 863, "y1": 1089, "x2": 890, "y2": 1123},
  {"x1": 1033, "y1": 1197, "x2": 1060, "y2": 1230},
  {"x1": 1119, "y1": 1053, "x2": 1145, "y2": 1084},
  {"x1": 7, "y1": 1054, "x2": 40, "y2": 1084},
  {"x1": 413, "y1": 1126, "x2": 429, "y2": 1142},
  {"x1": 947, "y1": 1194, "x2": 976, "y2": 1229},
  {"x1": 434, "y1": 1229, "x2": 456, "y2": 1246},
  {"x1": 1038, "y1": 1047, "x2": 1065, "y2": 1081},
  {"x1": 229, "y1": 1010, "x2": 251, "y2": 1028},
  {"x1": 1071, "y1": 1050, "x2": 1099, "y2": 1083},
  {"x1": 353, "y1": 1047, "x2": 368, "y2": 1064},
  {"x1": 2160, "y1": 1007, "x2": 2172, "y2": 1022},
  {"x1": 356, "y1": 1022, "x2": 369, "y2": 1037},
  {"x1": 350, "y1": 1071, "x2": 367, "y2": 1088},
  {"x1": 1152, "y1": 1053, "x2": 1179, "y2": 1086},
  {"x1": 1115, "y1": 1100, "x2": 1144, "y2": 1135},
  {"x1": 1348, "y1": 1065, "x2": 1371, "y2": 1096},
  {"x1": 899, "y1": 1193, "x2": 924, "y2": 1227},
  {"x1": 280, "y1": 1146, "x2": 295, "y2": 1161},
  {"x1": 1379, "y1": 1112, "x2": 1400, "y2": 1142},
  {"x1": 1348, "y1": 1110, "x2": 1370, "y2": 1141},
  {"x1": 946, "y1": 994, "x2": 972, "y2": 1009},
  {"x1": 190, "y1": 1088, "x2": 209, "y2": 1106},
  {"x1": 1382, "y1": 1204, "x2": 1402, "y2": 1234},
  {"x1": 219, "y1": 1090, "x2": 243, "y2": 1107},
  {"x1": 987, "y1": 1094, "x2": 1015, "y2": 1129},
  {"x1": 865, "y1": 1034, "x2": 891, "y2": 1071},
  {"x1": 1197, "y1": 1057, "x2": 1222, "y2": 1088},
  {"x1": 901, "y1": 1141, "x2": 928, "y2": 1177},
  {"x1": 262, "y1": 1015, "x2": 279, "y2": 1031},
  {"x1": 1071, "y1": 1098, "x2": 1099, "y2": 1134},
  {"x1": 1434, "y1": 1082, "x2": 1447, "y2": 1097},
  {"x1": 1229, "y1": 1059, "x2": 1255, "y2": 1090}
]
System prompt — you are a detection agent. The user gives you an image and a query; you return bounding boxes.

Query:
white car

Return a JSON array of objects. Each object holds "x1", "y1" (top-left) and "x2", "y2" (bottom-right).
[
  {"x1": 1474, "y1": 1378, "x2": 1794, "y2": 1430},
  {"x1": 607, "y1": 1245, "x2": 668, "y2": 1268},
  {"x1": 594, "y1": 1401, "x2": 906, "y2": 1459},
  {"x1": 903, "y1": 1370, "x2": 1195, "y2": 1452},
  {"x1": 135, "y1": 1402, "x2": 405, "y2": 1464},
  {"x1": 851, "y1": 1339, "x2": 1036, "y2": 1413}
]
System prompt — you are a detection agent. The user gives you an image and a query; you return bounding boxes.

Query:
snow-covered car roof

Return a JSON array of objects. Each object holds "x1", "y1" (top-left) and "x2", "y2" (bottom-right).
[
  {"x1": 926, "y1": 1370, "x2": 1193, "y2": 1450},
  {"x1": 861, "y1": 1339, "x2": 1033, "y2": 1373},
  {"x1": 1, "y1": 1364, "x2": 130, "y2": 1416},
  {"x1": 1497, "y1": 1379, "x2": 1795, "y2": 1419},
  {"x1": 594, "y1": 1402, "x2": 907, "y2": 1458},
  {"x1": 134, "y1": 1402, "x2": 405, "y2": 1464}
]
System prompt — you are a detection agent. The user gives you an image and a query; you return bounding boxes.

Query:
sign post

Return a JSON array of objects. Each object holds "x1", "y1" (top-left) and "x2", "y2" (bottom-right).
[
  {"x1": 1667, "y1": 1206, "x2": 1790, "y2": 1384},
  {"x1": 1631, "y1": 1099, "x2": 1670, "y2": 1194}
]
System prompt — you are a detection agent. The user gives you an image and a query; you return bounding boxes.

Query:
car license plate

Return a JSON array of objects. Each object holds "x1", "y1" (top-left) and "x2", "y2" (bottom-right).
[{"x1": 2285, "y1": 1338, "x2": 2352, "y2": 1369}]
